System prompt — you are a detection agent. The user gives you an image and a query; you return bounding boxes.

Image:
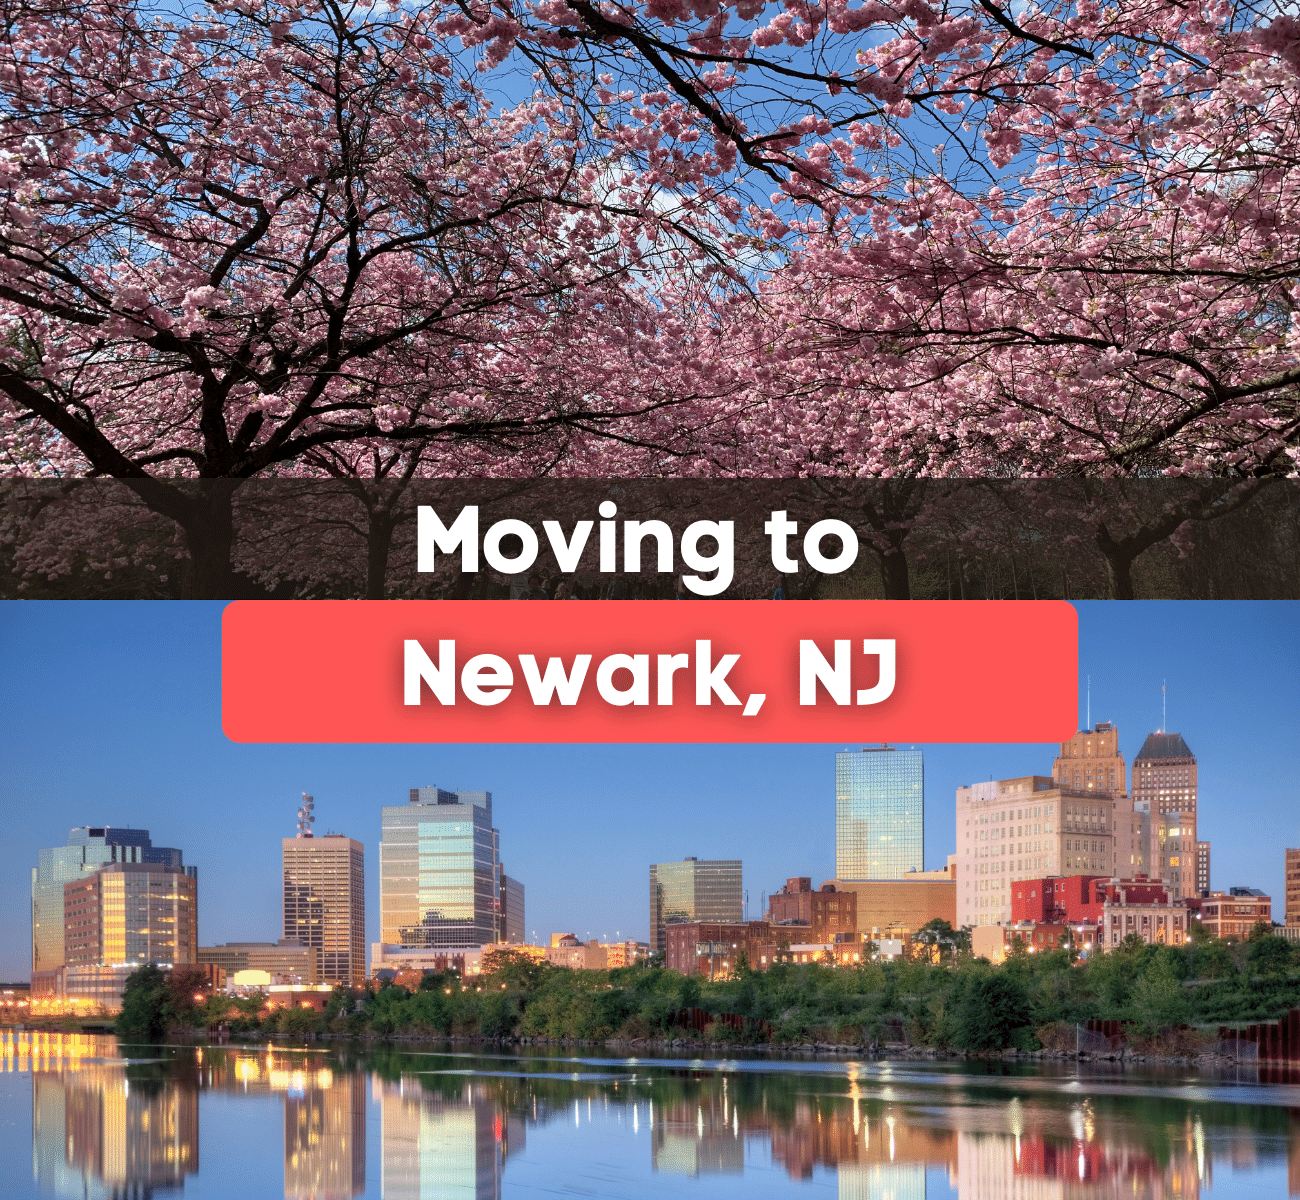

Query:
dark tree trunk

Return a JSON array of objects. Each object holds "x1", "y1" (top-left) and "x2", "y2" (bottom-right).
[
  {"x1": 876, "y1": 541, "x2": 911, "y2": 599},
  {"x1": 1098, "y1": 546, "x2": 1137, "y2": 600},
  {"x1": 126, "y1": 480, "x2": 239, "y2": 599},
  {"x1": 366, "y1": 510, "x2": 397, "y2": 600}
]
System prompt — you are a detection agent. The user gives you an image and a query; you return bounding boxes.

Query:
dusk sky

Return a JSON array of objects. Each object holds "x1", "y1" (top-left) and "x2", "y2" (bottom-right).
[{"x1": 0, "y1": 600, "x2": 1296, "y2": 980}]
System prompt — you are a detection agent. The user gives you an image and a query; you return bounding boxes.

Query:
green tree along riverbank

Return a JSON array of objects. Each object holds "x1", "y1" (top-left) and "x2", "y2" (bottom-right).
[{"x1": 118, "y1": 934, "x2": 1300, "y2": 1055}]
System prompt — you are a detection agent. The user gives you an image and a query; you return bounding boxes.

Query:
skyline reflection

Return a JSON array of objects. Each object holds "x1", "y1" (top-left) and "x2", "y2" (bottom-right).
[{"x1": 3, "y1": 1032, "x2": 1297, "y2": 1199}]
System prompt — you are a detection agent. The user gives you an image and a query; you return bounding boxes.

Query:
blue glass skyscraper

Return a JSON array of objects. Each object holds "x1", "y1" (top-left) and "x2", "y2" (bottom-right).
[
  {"x1": 835, "y1": 747, "x2": 924, "y2": 879},
  {"x1": 380, "y1": 787, "x2": 505, "y2": 949}
]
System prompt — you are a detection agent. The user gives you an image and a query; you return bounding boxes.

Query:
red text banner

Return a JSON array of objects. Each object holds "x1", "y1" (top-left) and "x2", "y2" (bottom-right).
[{"x1": 222, "y1": 600, "x2": 1077, "y2": 744}]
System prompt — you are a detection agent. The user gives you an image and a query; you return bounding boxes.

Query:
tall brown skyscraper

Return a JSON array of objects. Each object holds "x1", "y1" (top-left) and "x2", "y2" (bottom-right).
[
  {"x1": 283, "y1": 795, "x2": 365, "y2": 986},
  {"x1": 1132, "y1": 732, "x2": 1200, "y2": 901}
]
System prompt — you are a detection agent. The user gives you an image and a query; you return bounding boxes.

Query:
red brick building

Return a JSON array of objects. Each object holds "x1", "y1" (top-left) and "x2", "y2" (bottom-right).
[
  {"x1": 1186, "y1": 888, "x2": 1271, "y2": 939},
  {"x1": 765, "y1": 880, "x2": 857, "y2": 943},
  {"x1": 665, "y1": 922, "x2": 775, "y2": 978},
  {"x1": 1011, "y1": 875, "x2": 1169, "y2": 925},
  {"x1": 767, "y1": 878, "x2": 814, "y2": 924}
]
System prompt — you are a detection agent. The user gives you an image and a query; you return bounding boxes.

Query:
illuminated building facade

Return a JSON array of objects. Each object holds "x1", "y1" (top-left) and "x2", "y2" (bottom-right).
[
  {"x1": 283, "y1": 834, "x2": 365, "y2": 987},
  {"x1": 63, "y1": 863, "x2": 198, "y2": 970},
  {"x1": 1052, "y1": 722, "x2": 1128, "y2": 795},
  {"x1": 31, "y1": 826, "x2": 189, "y2": 978},
  {"x1": 835, "y1": 747, "x2": 924, "y2": 881},
  {"x1": 1288, "y1": 847, "x2": 1300, "y2": 928},
  {"x1": 198, "y1": 939, "x2": 315, "y2": 982}
]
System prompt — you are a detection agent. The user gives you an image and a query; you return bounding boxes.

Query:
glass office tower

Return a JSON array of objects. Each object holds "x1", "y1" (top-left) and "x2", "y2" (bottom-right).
[
  {"x1": 649, "y1": 858, "x2": 743, "y2": 954},
  {"x1": 381, "y1": 787, "x2": 501, "y2": 949},
  {"x1": 835, "y1": 747, "x2": 924, "y2": 880},
  {"x1": 31, "y1": 826, "x2": 189, "y2": 976}
]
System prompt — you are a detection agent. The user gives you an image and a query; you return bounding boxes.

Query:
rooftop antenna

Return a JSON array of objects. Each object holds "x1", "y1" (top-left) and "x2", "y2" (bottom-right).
[
  {"x1": 1161, "y1": 680, "x2": 1166, "y2": 733},
  {"x1": 296, "y1": 793, "x2": 316, "y2": 838},
  {"x1": 1086, "y1": 676, "x2": 1091, "y2": 731}
]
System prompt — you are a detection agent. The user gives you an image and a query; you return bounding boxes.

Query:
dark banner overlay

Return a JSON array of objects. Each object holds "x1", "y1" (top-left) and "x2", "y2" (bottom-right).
[
  {"x1": 222, "y1": 600, "x2": 1077, "y2": 744},
  {"x1": 4, "y1": 479, "x2": 1296, "y2": 601}
]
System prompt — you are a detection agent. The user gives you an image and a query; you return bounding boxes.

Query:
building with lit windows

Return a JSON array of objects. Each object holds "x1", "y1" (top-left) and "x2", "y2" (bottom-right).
[
  {"x1": 283, "y1": 829, "x2": 365, "y2": 987},
  {"x1": 31, "y1": 826, "x2": 190, "y2": 982},
  {"x1": 1189, "y1": 888, "x2": 1272, "y2": 939},
  {"x1": 198, "y1": 939, "x2": 315, "y2": 982},
  {"x1": 1131, "y1": 731, "x2": 1202, "y2": 902},
  {"x1": 380, "y1": 787, "x2": 523, "y2": 954},
  {"x1": 649, "y1": 858, "x2": 742, "y2": 954},
  {"x1": 1052, "y1": 721, "x2": 1128, "y2": 796},
  {"x1": 835, "y1": 746, "x2": 924, "y2": 881},
  {"x1": 47, "y1": 861, "x2": 200, "y2": 1008},
  {"x1": 63, "y1": 862, "x2": 198, "y2": 969},
  {"x1": 956, "y1": 773, "x2": 1154, "y2": 929}
]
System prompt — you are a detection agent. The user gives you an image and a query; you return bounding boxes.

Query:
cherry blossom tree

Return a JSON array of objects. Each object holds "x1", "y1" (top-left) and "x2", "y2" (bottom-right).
[
  {"x1": 690, "y1": 2, "x2": 1300, "y2": 476},
  {"x1": 2, "y1": 0, "x2": 1299, "y2": 607},
  {"x1": 0, "y1": 0, "x2": 742, "y2": 592}
]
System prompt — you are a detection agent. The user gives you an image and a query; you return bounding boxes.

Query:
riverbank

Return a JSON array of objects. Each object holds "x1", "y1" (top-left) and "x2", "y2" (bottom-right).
[{"x1": 204, "y1": 1026, "x2": 1281, "y2": 1068}]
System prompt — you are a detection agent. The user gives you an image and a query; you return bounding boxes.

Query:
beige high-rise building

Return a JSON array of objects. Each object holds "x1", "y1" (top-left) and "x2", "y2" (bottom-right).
[
  {"x1": 956, "y1": 774, "x2": 1149, "y2": 929},
  {"x1": 1052, "y1": 721, "x2": 1128, "y2": 796},
  {"x1": 1052, "y1": 722, "x2": 1149, "y2": 878},
  {"x1": 1132, "y1": 732, "x2": 1201, "y2": 901},
  {"x1": 283, "y1": 817, "x2": 365, "y2": 987}
]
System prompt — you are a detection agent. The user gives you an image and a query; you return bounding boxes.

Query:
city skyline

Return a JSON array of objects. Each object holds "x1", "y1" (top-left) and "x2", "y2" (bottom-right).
[{"x1": 0, "y1": 600, "x2": 1296, "y2": 980}]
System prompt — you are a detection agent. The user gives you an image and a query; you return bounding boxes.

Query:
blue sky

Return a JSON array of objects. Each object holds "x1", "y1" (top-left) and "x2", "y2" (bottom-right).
[{"x1": 0, "y1": 600, "x2": 1295, "y2": 979}]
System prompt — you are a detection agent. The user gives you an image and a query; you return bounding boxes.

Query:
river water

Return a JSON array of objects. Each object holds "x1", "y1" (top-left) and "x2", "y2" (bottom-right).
[{"x1": 1, "y1": 1031, "x2": 1297, "y2": 1198}]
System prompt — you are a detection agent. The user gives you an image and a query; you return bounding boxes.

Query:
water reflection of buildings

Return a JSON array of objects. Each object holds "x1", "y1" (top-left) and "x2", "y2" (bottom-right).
[
  {"x1": 651, "y1": 1092, "x2": 744, "y2": 1176},
  {"x1": 5, "y1": 1033, "x2": 1298, "y2": 1200},
  {"x1": 838, "y1": 1163, "x2": 927, "y2": 1200},
  {"x1": 645, "y1": 1078, "x2": 1230, "y2": 1200},
  {"x1": 32, "y1": 1064, "x2": 199, "y2": 1199},
  {"x1": 284, "y1": 1074, "x2": 365, "y2": 1200},
  {"x1": 958, "y1": 1128, "x2": 1208, "y2": 1199},
  {"x1": 375, "y1": 1077, "x2": 525, "y2": 1199},
  {"x1": 205, "y1": 1050, "x2": 365, "y2": 1199}
]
